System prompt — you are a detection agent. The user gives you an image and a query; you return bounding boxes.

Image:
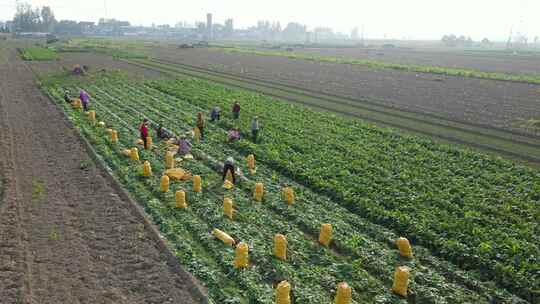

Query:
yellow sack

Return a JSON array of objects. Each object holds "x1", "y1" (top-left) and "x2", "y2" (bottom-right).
[
  {"x1": 392, "y1": 266, "x2": 411, "y2": 297},
  {"x1": 276, "y1": 281, "x2": 291, "y2": 304},
  {"x1": 135, "y1": 139, "x2": 144, "y2": 145},
  {"x1": 212, "y1": 228, "x2": 235, "y2": 246},
  {"x1": 253, "y1": 183, "x2": 264, "y2": 202},
  {"x1": 71, "y1": 99, "x2": 82, "y2": 109},
  {"x1": 223, "y1": 198, "x2": 234, "y2": 219},
  {"x1": 396, "y1": 237, "x2": 413, "y2": 258},
  {"x1": 246, "y1": 154, "x2": 255, "y2": 170},
  {"x1": 282, "y1": 187, "x2": 295, "y2": 205},
  {"x1": 319, "y1": 223, "x2": 332, "y2": 246},
  {"x1": 193, "y1": 175, "x2": 202, "y2": 193},
  {"x1": 234, "y1": 242, "x2": 249, "y2": 269},
  {"x1": 334, "y1": 282, "x2": 352, "y2": 304},
  {"x1": 164, "y1": 168, "x2": 192, "y2": 181},
  {"x1": 121, "y1": 149, "x2": 131, "y2": 157},
  {"x1": 143, "y1": 161, "x2": 152, "y2": 177},
  {"x1": 274, "y1": 234, "x2": 287, "y2": 260}
]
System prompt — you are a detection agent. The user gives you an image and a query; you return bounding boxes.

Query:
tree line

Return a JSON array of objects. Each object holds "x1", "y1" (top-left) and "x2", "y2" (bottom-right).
[{"x1": 12, "y1": 2, "x2": 56, "y2": 32}]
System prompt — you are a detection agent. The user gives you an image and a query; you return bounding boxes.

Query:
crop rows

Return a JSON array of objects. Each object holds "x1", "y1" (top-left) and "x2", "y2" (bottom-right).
[
  {"x1": 42, "y1": 74, "x2": 534, "y2": 303},
  {"x1": 47, "y1": 85, "x2": 394, "y2": 303},
  {"x1": 147, "y1": 78, "x2": 539, "y2": 301},
  {"x1": 222, "y1": 47, "x2": 540, "y2": 85}
]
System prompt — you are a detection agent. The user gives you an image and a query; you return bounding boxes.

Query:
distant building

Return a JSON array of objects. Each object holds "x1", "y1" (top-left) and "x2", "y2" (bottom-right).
[
  {"x1": 206, "y1": 13, "x2": 213, "y2": 40},
  {"x1": 79, "y1": 21, "x2": 95, "y2": 34},
  {"x1": 5, "y1": 21, "x2": 14, "y2": 32}
]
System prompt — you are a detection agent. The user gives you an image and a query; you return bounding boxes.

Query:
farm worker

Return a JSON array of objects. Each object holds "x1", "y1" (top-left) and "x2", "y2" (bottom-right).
[
  {"x1": 196, "y1": 112, "x2": 205, "y2": 140},
  {"x1": 222, "y1": 157, "x2": 237, "y2": 184},
  {"x1": 63, "y1": 90, "x2": 72, "y2": 103},
  {"x1": 79, "y1": 89, "x2": 90, "y2": 112},
  {"x1": 156, "y1": 124, "x2": 174, "y2": 140},
  {"x1": 228, "y1": 128, "x2": 241, "y2": 143},
  {"x1": 251, "y1": 116, "x2": 260, "y2": 143},
  {"x1": 210, "y1": 106, "x2": 221, "y2": 122},
  {"x1": 232, "y1": 101, "x2": 241, "y2": 119},
  {"x1": 139, "y1": 118, "x2": 150, "y2": 149},
  {"x1": 176, "y1": 135, "x2": 192, "y2": 156}
]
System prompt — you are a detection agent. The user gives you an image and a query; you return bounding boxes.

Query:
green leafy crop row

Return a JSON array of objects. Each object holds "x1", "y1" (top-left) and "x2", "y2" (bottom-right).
[
  {"x1": 20, "y1": 47, "x2": 58, "y2": 61},
  {"x1": 150, "y1": 77, "x2": 540, "y2": 301}
]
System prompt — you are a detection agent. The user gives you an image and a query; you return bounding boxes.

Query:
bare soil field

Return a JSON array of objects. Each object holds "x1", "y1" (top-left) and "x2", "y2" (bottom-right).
[
  {"x1": 294, "y1": 46, "x2": 540, "y2": 75},
  {"x1": 153, "y1": 47, "x2": 540, "y2": 135},
  {"x1": 0, "y1": 47, "x2": 201, "y2": 304}
]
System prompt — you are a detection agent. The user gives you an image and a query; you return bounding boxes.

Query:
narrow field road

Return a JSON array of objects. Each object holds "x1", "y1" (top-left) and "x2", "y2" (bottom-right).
[{"x1": 0, "y1": 48, "x2": 204, "y2": 303}]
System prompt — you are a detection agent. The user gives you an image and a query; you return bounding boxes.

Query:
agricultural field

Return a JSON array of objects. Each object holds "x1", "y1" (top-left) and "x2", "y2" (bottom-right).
[
  {"x1": 40, "y1": 68, "x2": 539, "y2": 303},
  {"x1": 149, "y1": 47, "x2": 540, "y2": 136},
  {"x1": 19, "y1": 46, "x2": 58, "y2": 61},
  {"x1": 2, "y1": 37, "x2": 540, "y2": 304},
  {"x1": 292, "y1": 46, "x2": 540, "y2": 75}
]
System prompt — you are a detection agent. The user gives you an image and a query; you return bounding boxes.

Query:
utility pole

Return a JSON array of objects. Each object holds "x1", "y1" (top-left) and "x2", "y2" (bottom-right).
[
  {"x1": 506, "y1": 25, "x2": 513, "y2": 49},
  {"x1": 361, "y1": 24, "x2": 365, "y2": 46}
]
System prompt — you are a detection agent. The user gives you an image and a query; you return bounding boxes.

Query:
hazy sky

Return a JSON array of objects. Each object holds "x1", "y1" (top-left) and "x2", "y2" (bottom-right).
[{"x1": 0, "y1": 0, "x2": 538, "y2": 40}]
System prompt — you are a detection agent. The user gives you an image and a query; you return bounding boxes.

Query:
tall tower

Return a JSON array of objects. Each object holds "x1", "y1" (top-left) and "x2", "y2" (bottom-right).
[{"x1": 206, "y1": 13, "x2": 213, "y2": 41}]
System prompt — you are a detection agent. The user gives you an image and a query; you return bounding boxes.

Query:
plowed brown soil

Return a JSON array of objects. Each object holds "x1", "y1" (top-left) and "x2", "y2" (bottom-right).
[
  {"x1": 152, "y1": 47, "x2": 540, "y2": 134},
  {"x1": 0, "y1": 47, "x2": 202, "y2": 304}
]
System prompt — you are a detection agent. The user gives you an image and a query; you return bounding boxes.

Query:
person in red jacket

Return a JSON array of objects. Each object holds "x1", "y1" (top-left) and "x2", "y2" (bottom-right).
[
  {"x1": 139, "y1": 118, "x2": 150, "y2": 149},
  {"x1": 232, "y1": 101, "x2": 241, "y2": 120}
]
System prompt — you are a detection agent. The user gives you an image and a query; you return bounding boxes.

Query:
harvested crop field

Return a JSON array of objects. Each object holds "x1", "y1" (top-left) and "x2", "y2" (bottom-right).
[
  {"x1": 0, "y1": 47, "x2": 203, "y2": 304},
  {"x1": 151, "y1": 47, "x2": 540, "y2": 135},
  {"x1": 294, "y1": 46, "x2": 540, "y2": 75}
]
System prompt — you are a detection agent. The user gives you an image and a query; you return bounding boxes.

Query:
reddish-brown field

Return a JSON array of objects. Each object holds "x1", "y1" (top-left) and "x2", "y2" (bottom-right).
[{"x1": 152, "y1": 47, "x2": 540, "y2": 135}]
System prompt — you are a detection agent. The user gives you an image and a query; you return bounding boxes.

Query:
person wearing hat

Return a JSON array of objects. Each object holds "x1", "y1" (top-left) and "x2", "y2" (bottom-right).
[
  {"x1": 176, "y1": 134, "x2": 192, "y2": 156},
  {"x1": 64, "y1": 90, "x2": 72, "y2": 103},
  {"x1": 139, "y1": 118, "x2": 150, "y2": 149},
  {"x1": 222, "y1": 157, "x2": 236, "y2": 184},
  {"x1": 156, "y1": 124, "x2": 174, "y2": 140},
  {"x1": 210, "y1": 106, "x2": 221, "y2": 122},
  {"x1": 79, "y1": 89, "x2": 90, "y2": 112},
  {"x1": 196, "y1": 112, "x2": 206, "y2": 140},
  {"x1": 251, "y1": 116, "x2": 260, "y2": 143},
  {"x1": 232, "y1": 101, "x2": 241, "y2": 120}
]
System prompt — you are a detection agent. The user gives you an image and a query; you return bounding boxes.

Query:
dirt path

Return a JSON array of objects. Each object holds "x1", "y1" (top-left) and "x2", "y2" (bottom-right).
[{"x1": 0, "y1": 48, "x2": 204, "y2": 303}]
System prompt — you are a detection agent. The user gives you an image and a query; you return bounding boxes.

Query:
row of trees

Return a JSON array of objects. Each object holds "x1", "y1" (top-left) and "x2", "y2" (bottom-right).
[
  {"x1": 441, "y1": 34, "x2": 474, "y2": 47},
  {"x1": 10, "y1": 3, "x2": 132, "y2": 35},
  {"x1": 12, "y1": 3, "x2": 56, "y2": 32}
]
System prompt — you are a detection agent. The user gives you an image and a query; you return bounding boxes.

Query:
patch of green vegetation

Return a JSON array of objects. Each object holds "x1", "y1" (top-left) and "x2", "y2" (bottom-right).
[
  {"x1": 526, "y1": 119, "x2": 540, "y2": 129},
  {"x1": 31, "y1": 179, "x2": 44, "y2": 204},
  {"x1": 221, "y1": 47, "x2": 540, "y2": 85},
  {"x1": 79, "y1": 160, "x2": 92, "y2": 170},
  {"x1": 52, "y1": 38, "x2": 148, "y2": 59},
  {"x1": 20, "y1": 47, "x2": 58, "y2": 61},
  {"x1": 48, "y1": 226, "x2": 59, "y2": 241}
]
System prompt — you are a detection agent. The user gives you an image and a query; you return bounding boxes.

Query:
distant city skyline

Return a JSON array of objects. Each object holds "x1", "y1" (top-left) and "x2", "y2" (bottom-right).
[{"x1": 0, "y1": 0, "x2": 538, "y2": 41}]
